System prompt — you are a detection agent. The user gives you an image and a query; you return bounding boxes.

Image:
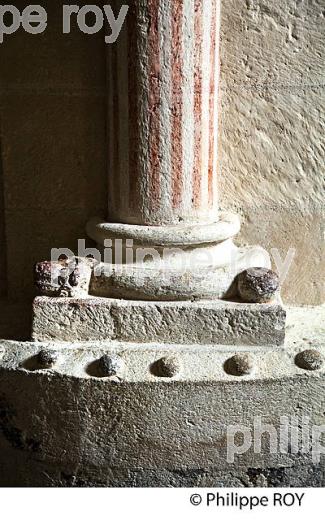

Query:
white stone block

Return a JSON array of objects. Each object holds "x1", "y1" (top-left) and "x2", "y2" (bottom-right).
[{"x1": 32, "y1": 295, "x2": 286, "y2": 346}]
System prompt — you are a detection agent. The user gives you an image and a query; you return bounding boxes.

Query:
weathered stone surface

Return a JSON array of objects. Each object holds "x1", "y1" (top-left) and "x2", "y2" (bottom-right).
[
  {"x1": 295, "y1": 349, "x2": 323, "y2": 372},
  {"x1": 219, "y1": 1, "x2": 325, "y2": 305},
  {"x1": 0, "y1": 4, "x2": 323, "y2": 494},
  {"x1": 0, "y1": 305, "x2": 324, "y2": 487},
  {"x1": 105, "y1": 1, "x2": 220, "y2": 227},
  {"x1": 32, "y1": 296, "x2": 286, "y2": 346},
  {"x1": 37, "y1": 349, "x2": 59, "y2": 369},
  {"x1": 89, "y1": 244, "x2": 271, "y2": 301},
  {"x1": 238, "y1": 268, "x2": 280, "y2": 303},
  {"x1": 97, "y1": 355, "x2": 125, "y2": 378},
  {"x1": 87, "y1": 6, "x2": 271, "y2": 302},
  {"x1": 150, "y1": 356, "x2": 182, "y2": 378},
  {"x1": 87, "y1": 213, "x2": 241, "y2": 247},
  {"x1": 34, "y1": 257, "x2": 92, "y2": 298},
  {"x1": 224, "y1": 353, "x2": 254, "y2": 376},
  {"x1": 32, "y1": 297, "x2": 115, "y2": 342}
]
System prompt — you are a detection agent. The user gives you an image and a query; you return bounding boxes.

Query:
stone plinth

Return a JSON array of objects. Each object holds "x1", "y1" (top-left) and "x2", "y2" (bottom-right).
[
  {"x1": 32, "y1": 295, "x2": 286, "y2": 346},
  {"x1": 0, "y1": 307, "x2": 324, "y2": 487}
]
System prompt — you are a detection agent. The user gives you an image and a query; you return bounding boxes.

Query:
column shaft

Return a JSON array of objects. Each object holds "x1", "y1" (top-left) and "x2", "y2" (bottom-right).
[{"x1": 107, "y1": 0, "x2": 221, "y2": 226}]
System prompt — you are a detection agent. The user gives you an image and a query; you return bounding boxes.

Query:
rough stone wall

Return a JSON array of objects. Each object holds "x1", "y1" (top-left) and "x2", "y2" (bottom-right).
[
  {"x1": 0, "y1": 1, "x2": 323, "y2": 337},
  {"x1": 219, "y1": 0, "x2": 324, "y2": 305}
]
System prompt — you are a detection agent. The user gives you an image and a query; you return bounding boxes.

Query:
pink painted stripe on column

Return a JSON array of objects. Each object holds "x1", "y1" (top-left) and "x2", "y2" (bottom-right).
[
  {"x1": 208, "y1": 0, "x2": 217, "y2": 207},
  {"x1": 192, "y1": 0, "x2": 203, "y2": 209},
  {"x1": 148, "y1": 0, "x2": 161, "y2": 213},
  {"x1": 171, "y1": 0, "x2": 184, "y2": 209}
]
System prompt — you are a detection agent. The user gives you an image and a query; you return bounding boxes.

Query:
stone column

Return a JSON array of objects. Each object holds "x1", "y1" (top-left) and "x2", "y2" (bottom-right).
[
  {"x1": 12, "y1": 0, "x2": 288, "y2": 491},
  {"x1": 86, "y1": 0, "x2": 270, "y2": 301},
  {"x1": 106, "y1": 0, "x2": 220, "y2": 226}
]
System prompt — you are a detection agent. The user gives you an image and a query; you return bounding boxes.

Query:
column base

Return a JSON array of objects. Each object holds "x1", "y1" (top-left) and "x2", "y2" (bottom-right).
[
  {"x1": 89, "y1": 244, "x2": 269, "y2": 301},
  {"x1": 86, "y1": 212, "x2": 271, "y2": 301}
]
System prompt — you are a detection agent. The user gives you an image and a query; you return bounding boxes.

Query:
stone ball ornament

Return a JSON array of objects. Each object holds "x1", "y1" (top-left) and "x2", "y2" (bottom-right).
[
  {"x1": 295, "y1": 349, "x2": 323, "y2": 371},
  {"x1": 224, "y1": 354, "x2": 254, "y2": 377},
  {"x1": 151, "y1": 356, "x2": 182, "y2": 378},
  {"x1": 37, "y1": 350, "x2": 59, "y2": 369},
  {"x1": 237, "y1": 268, "x2": 280, "y2": 303},
  {"x1": 98, "y1": 355, "x2": 125, "y2": 378}
]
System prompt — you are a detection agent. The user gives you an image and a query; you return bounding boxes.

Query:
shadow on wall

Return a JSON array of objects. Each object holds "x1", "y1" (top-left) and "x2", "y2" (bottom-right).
[
  {"x1": 0, "y1": 127, "x2": 7, "y2": 298},
  {"x1": 0, "y1": 1, "x2": 108, "y2": 311}
]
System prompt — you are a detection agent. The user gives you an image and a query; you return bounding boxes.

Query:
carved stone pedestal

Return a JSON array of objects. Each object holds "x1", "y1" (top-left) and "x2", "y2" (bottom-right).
[
  {"x1": 4, "y1": 0, "x2": 320, "y2": 487},
  {"x1": 0, "y1": 307, "x2": 324, "y2": 487}
]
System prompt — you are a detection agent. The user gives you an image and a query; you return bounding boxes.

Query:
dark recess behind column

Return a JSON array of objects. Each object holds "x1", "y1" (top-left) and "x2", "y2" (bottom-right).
[{"x1": 0, "y1": 126, "x2": 7, "y2": 298}]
